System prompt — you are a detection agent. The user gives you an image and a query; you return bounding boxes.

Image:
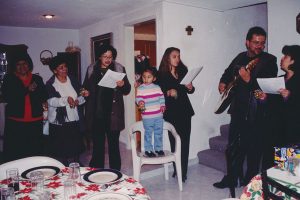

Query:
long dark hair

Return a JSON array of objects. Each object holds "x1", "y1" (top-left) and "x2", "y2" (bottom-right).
[
  {"x1": 158, "y1": 47, "x2": 187, "y2": 75},
  {"x1": 282, "y1": 45, "x2": 300, "y2": 73}
]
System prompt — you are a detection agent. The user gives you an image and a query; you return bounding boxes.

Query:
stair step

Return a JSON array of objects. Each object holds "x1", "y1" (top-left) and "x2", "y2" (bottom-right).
[
  {"x1": 220, "y1": 124, "x2": 230, "y2": 138},
  {"x1": 209, "y1": 136, "x2": 228, "y2": 153},
  {"x1": 197, "y1": 149, "x2": 226, "y2": 173}
]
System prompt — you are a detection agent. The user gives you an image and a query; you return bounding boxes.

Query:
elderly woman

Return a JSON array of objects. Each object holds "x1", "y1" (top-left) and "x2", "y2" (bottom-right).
[
  {"x1": 46, "y1": 56, "x2": 89, "y2": 166},
  {"x1": 2, "y1": 53, "x2": 48, "y2": 162},
  {"x1": 83, "y1": 44, "x2": 131, "y2": 170}
]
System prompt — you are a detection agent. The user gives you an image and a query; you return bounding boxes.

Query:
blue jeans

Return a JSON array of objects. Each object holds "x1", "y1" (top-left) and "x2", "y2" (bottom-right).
[{"x1": 142, "y1": 117, "x2": 164, "y2": 152}]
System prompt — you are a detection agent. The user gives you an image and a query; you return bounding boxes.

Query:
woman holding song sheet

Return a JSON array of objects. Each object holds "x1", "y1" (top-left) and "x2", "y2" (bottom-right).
[
  {"x1": 83, "y1": 44, "x2": 131, "y2": 170},
  {"x1": 158, "y1": 47, "x2": 195, "y2": 182},
  {"x1": 278, "y1": 45, "x2": 300, "y2": 145}
]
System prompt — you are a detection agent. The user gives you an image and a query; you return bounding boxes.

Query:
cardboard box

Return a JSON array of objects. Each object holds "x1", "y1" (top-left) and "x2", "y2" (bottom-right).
[{"x1": 274, "y1": 145, "x2": 300, "y2": 169}]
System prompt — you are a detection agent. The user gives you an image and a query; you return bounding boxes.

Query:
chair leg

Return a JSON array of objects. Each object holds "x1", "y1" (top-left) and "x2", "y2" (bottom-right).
[
  {"x1": 175, "y1": 161, "x2": 183, "y2": 191},
  {"x1": 229, "y1": 186, "x2": 235, "y2": 198},
  {"x1": 133, "y1": 162, "x2": 141, "y2": 181},
  {"x1": 164, "y1": 164, "x2": 169, "y2": 180}
]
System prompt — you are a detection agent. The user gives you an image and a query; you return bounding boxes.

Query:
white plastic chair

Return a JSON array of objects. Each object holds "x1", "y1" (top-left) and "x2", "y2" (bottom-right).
[
  {"x1": 129, "y1": 121, "x2": 182, "y2": 191},
  {"x1": 0, "y1": 156, "x2": 65, "y2": 180}
]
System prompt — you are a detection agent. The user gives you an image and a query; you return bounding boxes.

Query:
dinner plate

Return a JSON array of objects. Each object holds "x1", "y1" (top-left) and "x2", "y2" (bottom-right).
[
  {"x1": 83, "y1": 169, "x2": 122, "y2": 184},
  {"x1": 86, "y1": 192, "x2": 132, "y2": 200},
  {"x1": 21, "y1": 166, "x2": 60, "y2": 179}
]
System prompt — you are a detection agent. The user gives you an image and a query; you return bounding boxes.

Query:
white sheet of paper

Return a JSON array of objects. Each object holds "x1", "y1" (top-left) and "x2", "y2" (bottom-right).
[
  {"x1": 180, "y1": 66, "x2": 203, "y2": 85},
  {"x1": 98, "y1": 69, "x2": 126, "y2": 88},
  {"x1": 257, "y1": 77, "x2": 285, "y2": 94}
]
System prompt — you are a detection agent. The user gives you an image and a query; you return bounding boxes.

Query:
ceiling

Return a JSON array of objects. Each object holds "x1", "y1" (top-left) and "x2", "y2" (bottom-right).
[{"x1": 0, "y1": 0, "x2": 266, "y2": 29}]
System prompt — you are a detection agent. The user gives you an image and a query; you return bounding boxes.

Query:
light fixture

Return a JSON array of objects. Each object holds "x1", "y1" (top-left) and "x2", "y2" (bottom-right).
[{"x1": 43, "y1": 14, "x2": 55, "y2": 19}]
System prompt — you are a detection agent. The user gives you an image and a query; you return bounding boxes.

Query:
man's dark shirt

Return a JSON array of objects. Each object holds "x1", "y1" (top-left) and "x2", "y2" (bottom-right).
[{"x1": 220, "y1": 51, "x2": 278, "y2": 118}]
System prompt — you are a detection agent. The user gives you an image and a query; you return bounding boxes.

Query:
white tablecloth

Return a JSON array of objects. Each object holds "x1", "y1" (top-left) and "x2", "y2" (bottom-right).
[{"x1": 0, "y1": 167, "x2": 151, "y2": 200}]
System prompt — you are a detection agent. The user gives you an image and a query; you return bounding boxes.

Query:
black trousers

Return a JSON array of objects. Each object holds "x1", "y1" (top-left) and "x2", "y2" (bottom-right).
[
  {"x1": 89, "y1": 121, "x2": 121, "y2": 170},
  {"x1": 167, "y1": 115, "x2": 192, "y2": 178},
  {"x1": 4, "y1": 119, "x2": 43, "y2": 162},
  {"x1": 226, "y1": 113, "x2": 268, "y2": 185}
]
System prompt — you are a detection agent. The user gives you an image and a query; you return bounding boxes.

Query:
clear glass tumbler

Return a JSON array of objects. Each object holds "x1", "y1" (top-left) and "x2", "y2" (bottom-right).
[
  {"x1": 29, "y1": 171, "x2": 45, "y2": 193},
  {"x1": 6, "y1": 168, "x2": 19, "y2": 191},
  {"x1": 68, "y1": 162, "x2": 81, "y2": 183},
  {"x1": 63, "y1": 179, "x2": 77, "y2": 200}
]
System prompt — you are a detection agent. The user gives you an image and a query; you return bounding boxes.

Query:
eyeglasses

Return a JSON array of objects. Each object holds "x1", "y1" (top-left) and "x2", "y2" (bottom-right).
[
  {"x1": 250, "y1": 40, "x2": 265, "y2": 46},
  {"x1": 101, "y1": 55, "x2": 113, "y2": 60}
]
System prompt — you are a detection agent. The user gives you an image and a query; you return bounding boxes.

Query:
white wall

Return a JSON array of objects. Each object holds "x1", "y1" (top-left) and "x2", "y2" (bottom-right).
[
  {"x1": 268, "y1": 0, "x2": 300, "y2": 76},
  {"x1": 160, "y1": 2, "x2": 267, "y2": 159},
  {"x1": 0, "y1": 26, "x2": 79, "y2": 81}
]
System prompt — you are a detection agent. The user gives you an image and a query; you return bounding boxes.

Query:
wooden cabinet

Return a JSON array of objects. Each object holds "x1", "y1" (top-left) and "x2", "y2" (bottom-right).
[{"x1": 57, "y1": 52, "x2": 81, "y2": 83}]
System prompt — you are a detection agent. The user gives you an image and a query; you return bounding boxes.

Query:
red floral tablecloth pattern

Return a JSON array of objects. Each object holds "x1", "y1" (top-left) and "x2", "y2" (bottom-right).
[
  {"x1": 240, "y1": 167, "x2": 300, "y2": 200},
  {"x1": 0, "y1": 167, "x2": 151, "y2": 200}
]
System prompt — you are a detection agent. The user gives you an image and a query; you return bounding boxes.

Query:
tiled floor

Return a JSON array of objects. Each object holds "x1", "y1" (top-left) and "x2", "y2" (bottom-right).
[{"x1": 80, "y1": 141, "x2": 243, "y2": 200}]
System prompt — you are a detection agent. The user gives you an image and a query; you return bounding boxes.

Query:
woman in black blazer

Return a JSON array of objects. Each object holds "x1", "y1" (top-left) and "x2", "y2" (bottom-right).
[{"x1": 158, "y1": 47, "x2": 195, "y2": 182}]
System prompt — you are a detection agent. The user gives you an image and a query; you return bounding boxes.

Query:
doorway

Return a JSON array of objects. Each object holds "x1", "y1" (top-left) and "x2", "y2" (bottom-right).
[
  {"x1": 134, "y1": 19, "x2": 156, "y2": 121},
  {"x1": 133, "y1": 19, "x2": 156, "y2": 151}
]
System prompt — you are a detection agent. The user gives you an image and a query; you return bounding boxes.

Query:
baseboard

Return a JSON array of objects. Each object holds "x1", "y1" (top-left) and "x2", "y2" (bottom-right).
[{"x1": 140, "y1": 158, "x2": 199, "y2": 180}]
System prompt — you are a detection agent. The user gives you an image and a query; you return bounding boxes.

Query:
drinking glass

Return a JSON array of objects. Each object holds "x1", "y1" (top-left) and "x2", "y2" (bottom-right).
[
  {"x1": 63, "y1": 179, "x2": 76, "y2": 200},
  {"x1": 0, "y1": 187, "x2": 16, "y2": 200},
  {"x1": 68, "y1": 162, "x2": 81, "y2": 182},
  {"x1": 29, "y1": 171, "x2": 44, "y2": 193},
  {"x1": 6, "y1": 168, "x2": 19, "y2": 191}
]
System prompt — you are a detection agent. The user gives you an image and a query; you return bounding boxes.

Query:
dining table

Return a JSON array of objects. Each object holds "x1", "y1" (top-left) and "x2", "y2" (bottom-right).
[
  {"x1": 0, "y1": 166, "x2": 151, "y2": 200},
  {"x1": 240, "y1": 165, "x2": 300, "y2": 200}
]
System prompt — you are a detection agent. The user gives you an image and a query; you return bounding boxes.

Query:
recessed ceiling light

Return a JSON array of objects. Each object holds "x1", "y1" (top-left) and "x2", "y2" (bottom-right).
[{"x1": 43, "y1": 14, "x2": 55, "y2": 19}]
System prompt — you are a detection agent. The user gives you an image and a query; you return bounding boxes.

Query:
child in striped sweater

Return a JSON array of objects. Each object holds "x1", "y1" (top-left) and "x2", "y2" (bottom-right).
[{"x1": 136, "y1": 67, "x2": 166, "y2": 157}]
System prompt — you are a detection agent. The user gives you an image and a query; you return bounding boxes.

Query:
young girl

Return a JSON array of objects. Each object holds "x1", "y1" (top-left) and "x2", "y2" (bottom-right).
[{"x1": 136, "y1": 67, "x2": 165, "y2": 157}]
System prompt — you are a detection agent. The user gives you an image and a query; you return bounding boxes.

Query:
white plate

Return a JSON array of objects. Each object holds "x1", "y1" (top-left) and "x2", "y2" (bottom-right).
[
  {"x1": 21, "y1": 166, "x2": 60, "y2": 179},
  {"x1": 86, "y1": 192, "x2": 132, "y2": 200},
  {"x1": 83, "y1": 169, "x2": 122, "y2": 184}
]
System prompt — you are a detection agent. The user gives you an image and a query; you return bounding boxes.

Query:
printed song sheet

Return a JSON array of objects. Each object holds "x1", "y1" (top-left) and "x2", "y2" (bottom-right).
[
  {"x1": 180, "y1": 66, "x2": 203, "y2": 85},
  {"x1": 257, "y1": 77, "x2": 285, "y2": 94},
  {"x1": 98, "y1": 69, "x2": 126, "y2": 88}
]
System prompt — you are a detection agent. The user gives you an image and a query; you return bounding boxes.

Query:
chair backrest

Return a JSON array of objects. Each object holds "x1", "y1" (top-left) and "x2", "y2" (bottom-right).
[
  {"x1": 261, "y1": 170, "x2": 300, "y2": 200},
  {"x1": 129, "y1": 120, "x2": 179, "y2": 154},
  {"x1": 0, "y1": 156, "x2": 65, "y2": 180}
]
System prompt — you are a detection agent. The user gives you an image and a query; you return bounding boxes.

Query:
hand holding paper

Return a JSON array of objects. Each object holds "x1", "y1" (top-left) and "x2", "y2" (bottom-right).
[
  {"x1": 180, "y1": 66, "x2": 203, "y2": 85},
  {"x1": 257, "y1": 77, "x2": 285, "y2": 94},
  {"x1": 98, "y1": 69, "x2": 126, "y2": 88}
]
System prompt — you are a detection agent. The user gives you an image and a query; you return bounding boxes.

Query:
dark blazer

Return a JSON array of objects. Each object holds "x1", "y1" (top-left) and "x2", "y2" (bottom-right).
[
  {"x1": 220, "y1": 51, "x2": 278, "y2": 118},
  {"x1": 83, "y1": 61, "x2": 131, "y2": 132},
  {"x1": 158, "y1": 67, "x2": 195, "y2": 120},
  {"x1": 2, "y1": 73, "x2": 48, "y2": 118}
]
